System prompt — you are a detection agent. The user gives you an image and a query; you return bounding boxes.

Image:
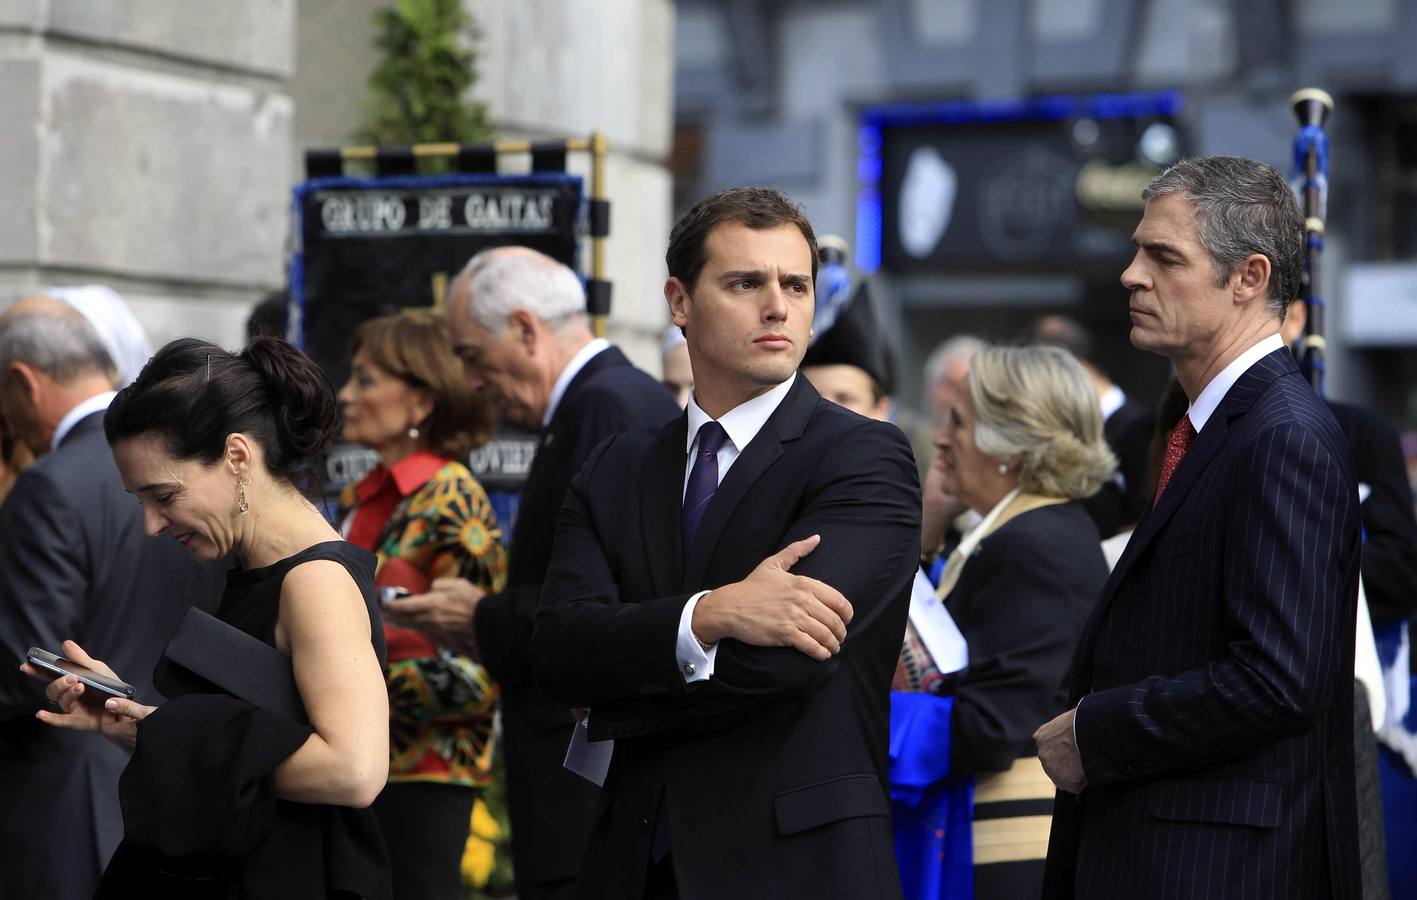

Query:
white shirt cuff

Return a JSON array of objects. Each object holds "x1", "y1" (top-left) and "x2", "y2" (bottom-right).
[
  {"x1": 1072, "y1": 696, "x2": 1084, "y2": 758},
  {"x1": 675, "y1": 590, "x2": 718, "y2": 683}
]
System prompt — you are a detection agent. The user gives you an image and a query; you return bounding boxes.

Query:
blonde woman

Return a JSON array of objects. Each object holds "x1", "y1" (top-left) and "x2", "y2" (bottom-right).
[{"x1": 893, "y1": 344, "x2": 1115, "y2": 899}]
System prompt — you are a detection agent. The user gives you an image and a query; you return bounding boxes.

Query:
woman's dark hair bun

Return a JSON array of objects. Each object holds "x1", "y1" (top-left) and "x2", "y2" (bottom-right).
[
  {"x1": 105, "y1": 335, "x2": 337, "y2": 487},
  {"x1": 239, "y1": 337, "x2": 339, "y2": 461}
]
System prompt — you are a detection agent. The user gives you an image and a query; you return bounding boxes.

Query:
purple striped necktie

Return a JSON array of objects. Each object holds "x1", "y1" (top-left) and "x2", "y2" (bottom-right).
[{"x1": 682, "y1": 421, "x2": 730, "y2": 565}]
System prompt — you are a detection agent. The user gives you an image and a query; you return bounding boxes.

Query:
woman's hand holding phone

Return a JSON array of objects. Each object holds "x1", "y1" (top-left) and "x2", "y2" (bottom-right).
[{"x1": 20, "y1": 640, "x2": 155, "y2": 750}]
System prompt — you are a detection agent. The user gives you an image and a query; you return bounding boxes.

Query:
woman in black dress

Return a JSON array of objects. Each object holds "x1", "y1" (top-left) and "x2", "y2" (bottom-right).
[{"x1": 23, "y1": 336, "x2": 391, "y2": 898}]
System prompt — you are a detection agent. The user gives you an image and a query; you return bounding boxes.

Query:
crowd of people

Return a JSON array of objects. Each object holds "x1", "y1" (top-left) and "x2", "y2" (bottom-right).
[{"x1": 0, "y1": 155, "x2": 1414, "y2": 900}]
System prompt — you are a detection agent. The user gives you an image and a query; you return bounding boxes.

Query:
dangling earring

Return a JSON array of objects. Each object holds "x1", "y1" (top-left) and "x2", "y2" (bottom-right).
[
  {"x1": 237, "y1": 480, "x2": 250, "y2": 516},
  {"x1": 408, "y1": 426, "x2": 420, "y2": 440}
]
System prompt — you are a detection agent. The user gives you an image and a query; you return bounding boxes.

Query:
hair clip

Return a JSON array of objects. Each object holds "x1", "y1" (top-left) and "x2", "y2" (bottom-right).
[{"x1": 205, "y1": 354, "x2": 211, "y2": 384}]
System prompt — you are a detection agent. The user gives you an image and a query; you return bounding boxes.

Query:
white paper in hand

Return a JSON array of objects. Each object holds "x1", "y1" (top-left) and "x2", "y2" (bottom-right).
[
  {"x1": 908, "y1": 568, "x2": 967, "y2": 673},
  {"x1": 563, "y1": 716, "x2": 613, "y2": 786}
]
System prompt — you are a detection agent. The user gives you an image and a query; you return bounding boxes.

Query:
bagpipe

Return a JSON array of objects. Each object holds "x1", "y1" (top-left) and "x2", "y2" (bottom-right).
[{"x1": 1289, "y1": 88, "x2": 1334, "y2": 397}]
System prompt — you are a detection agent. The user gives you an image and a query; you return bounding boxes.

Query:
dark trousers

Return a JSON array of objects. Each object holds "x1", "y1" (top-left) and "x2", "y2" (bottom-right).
[
  {"x1": 1354, "y1": 680, "x2": 1390, "y2": 900},
  {"x1": 372, "y1": 781, "x2": 476, "y2": 900},
  {"x1": 643, "y1": 854, "x2": 679, "y2": 900},
  {"x1": 520, "y1": 877, "x2": 578, "y2": 900}
]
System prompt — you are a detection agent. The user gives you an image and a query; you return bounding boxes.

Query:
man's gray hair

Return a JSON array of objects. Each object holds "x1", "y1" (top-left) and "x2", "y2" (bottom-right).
[
  {"x1": 1142, "y1": 156, "x2": 1304, "y2": 321},
  {"x1": 456, "y1": 247, "x2": 587, "y2": 336},
  {"x1": 924, "y1": 335, "x2": 985, "y2": 388},
  {"x1": 0, "y1": 305, "x2": 114, "y2": 385}
]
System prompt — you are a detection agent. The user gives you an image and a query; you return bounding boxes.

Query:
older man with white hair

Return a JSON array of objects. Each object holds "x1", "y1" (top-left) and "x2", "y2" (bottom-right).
[
  {"x1": 48, "y1": 284, "x2": 153, "y2": 388},
  {"x1": 0, "y1": 298, "x2": 220, "y2": 898},
  {"x1": 384, "y1": 246, "x2": 678, "y2": 900}
]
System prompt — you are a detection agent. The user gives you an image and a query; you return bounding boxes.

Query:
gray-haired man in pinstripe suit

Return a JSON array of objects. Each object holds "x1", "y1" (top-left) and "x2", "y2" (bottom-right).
[{"x1": 1037, "y1": 156, "x2": 1362, "y2": 899}]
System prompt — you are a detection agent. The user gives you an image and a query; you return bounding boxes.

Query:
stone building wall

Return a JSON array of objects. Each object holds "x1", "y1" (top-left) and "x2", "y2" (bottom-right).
[
  {"x1": 0, "y1": 0, "x2": 296, "y2": 348},
  {"x1": 2, "y1": 0, "x2": 676, "y2": 372}
]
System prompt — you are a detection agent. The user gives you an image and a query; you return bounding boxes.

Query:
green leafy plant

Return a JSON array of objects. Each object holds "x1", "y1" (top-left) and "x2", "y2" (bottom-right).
[{"x1": 357, "y1": 0, "x2": 494, "y2": 150}]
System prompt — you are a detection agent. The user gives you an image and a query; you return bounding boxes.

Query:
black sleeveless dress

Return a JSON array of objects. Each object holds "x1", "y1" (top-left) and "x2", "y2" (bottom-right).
[{"x1": 98, "y1": 541, "x2": 392, "y2": 899}]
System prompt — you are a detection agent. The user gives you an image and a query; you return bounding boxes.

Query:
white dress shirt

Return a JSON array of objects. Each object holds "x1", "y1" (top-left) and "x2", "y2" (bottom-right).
[
  {"x1": 1099, "y1": 384, "x2": 1126, "y2": 424},
  {"x1": 542, "y1": 338, "x2": 610, "y2": 428},
  {"x1": 1187, "y1": 334, "x2": 1284, "y2": 432},
  {"x1": 675, "y1": 374, "x2": 798, "y2": 683},
  {"x1": 50, "y1": 391, "x2": 117, "y2": 452}
]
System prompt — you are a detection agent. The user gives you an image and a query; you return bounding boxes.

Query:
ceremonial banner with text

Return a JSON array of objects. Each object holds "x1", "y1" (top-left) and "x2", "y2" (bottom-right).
[
  {"x1": 292, "y1": 173, "x2": 583, "y2": 387},
  {"x1": 291, "y1": 173, "x2": 583, "y2": 532}
]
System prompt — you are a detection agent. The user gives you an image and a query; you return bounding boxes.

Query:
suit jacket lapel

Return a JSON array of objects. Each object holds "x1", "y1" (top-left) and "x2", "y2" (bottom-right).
[
  {"x1": 521, "y1": 343, "x2": 629, "y2": 508},
  {"x1": 562, "y1": 345, "x2": 628, "y2": 406},
  {"x1": 1078, "y1": 348, "x2": 1298, "y2": 660},
  {"x1": 1101, "y1": 413, "x2": 1230, "y2": 594},
  {"x1": 682, "y1": 377, "x2": 817, "y2": 590},
  {"x1": 642, "y1": 415, "x2": 688, "y2": 597},
  {"x1": 543, "y1": 345, "x2": 629, "y2": 437},
  {"x1": 523, "y1": 346, "x2": 628, "y2": 492}
]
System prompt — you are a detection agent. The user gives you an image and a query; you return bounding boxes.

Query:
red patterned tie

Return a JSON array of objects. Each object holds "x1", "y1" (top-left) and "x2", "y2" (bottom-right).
[{"x1": 1153, "y1": 414, "x2": 1196, "y2": 508}]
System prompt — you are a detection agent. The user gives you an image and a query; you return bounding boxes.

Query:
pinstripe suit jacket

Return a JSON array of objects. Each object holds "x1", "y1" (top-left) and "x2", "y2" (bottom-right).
[{"x1": 1042, "y1": 349, "x2": 1362, "y2": 900}]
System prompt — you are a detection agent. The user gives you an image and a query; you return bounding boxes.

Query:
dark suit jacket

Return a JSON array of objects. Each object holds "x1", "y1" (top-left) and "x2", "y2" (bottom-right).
[
  {"x1": 0, "y1": 412, "x2": 224, "y2": 899},
  {"x1": 1329, "y1": 400, "x2": 1417, "y2": 628},
  {"x1": 1043, "y1": 350, "x2": 1362, "y2": 899},
  {"x1": 531, "y1": 376, "x2": 921, "y2": 900},
  {"x1": 471, "y1": 345, "x2": 678, "y2": 888},
  {"x1": 1083, "y1": 398, "x2": 1153, "y2": 539},
  {"x1": 947, "y1": 502, "x2": 1107, "y2": 776}
]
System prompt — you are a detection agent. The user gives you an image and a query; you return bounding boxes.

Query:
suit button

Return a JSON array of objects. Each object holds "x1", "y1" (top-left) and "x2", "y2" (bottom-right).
[{"x1": 639, "y1": 817, "x2": 650, "y2": 833}]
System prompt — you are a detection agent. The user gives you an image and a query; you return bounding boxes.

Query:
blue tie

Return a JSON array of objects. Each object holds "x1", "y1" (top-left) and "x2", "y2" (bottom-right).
[{"x1": 682, "y1": 421, "x2": 729, "y2": 567}]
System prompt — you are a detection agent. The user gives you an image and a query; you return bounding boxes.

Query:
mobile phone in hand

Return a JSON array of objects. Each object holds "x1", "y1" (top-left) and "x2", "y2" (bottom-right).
[
  {"x1": 378, "y1": 586, "x2": 412, "y2": 608},
  {"x1": 26, "y1": 648, "x2": 136, "y2": 700}
]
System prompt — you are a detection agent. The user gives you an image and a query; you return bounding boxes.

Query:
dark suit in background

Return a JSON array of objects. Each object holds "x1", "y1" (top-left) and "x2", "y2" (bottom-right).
[
  {"x1": 0, "y1": 413, "x2": 223, "y2": 899},
  {"x1": 1329, "y1": 400, "x2": 1417, "y2": 628},
  {"x1": 532, "y1": 377, "x2": 920, "y2": 899},
  {"x1": 472, "y1": 346, "x2": 677, "y2": 897},
  {"x1": 1083, "y1": 398, "x2": 1153, "y2": 539},
  {"x1": 1329, "y1": 399, "x2": 1417, "y2": 898},
  {"x1": 1044, "y1": 350, "x2": 1362, "y2": 899}
]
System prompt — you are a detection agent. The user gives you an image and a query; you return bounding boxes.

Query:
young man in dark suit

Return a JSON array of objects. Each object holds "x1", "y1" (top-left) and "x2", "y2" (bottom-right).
[
  {"x1": 529, "y1": 188, "x2": 921, "y2": 899},
  {"x1": 0, "y1": 298, "x2": 223, "y2": 899},
  {"x1": 1035, "y1": 157, "x2": 1362, "y2": 899},
  {"x1": 383, "y1": 246, "x2": 679, "y2": 900}
]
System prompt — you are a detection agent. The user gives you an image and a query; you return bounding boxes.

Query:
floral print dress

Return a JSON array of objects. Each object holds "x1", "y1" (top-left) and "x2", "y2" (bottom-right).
[{"x1": 342, "y1": 453, "x2": 507, "y2": 788}]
